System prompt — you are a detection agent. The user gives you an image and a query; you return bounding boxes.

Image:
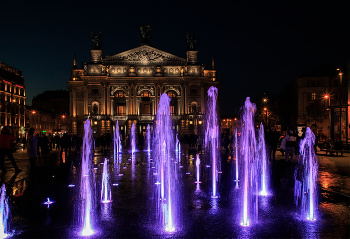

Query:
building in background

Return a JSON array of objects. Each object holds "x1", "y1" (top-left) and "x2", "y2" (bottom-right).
[
  {"x1": 294, "y1": 64, "x2": 349, "y2": 144},
  {"x1": 68, "y1": 30, "x2": 219, "y2": 139},
  {"x1": 0, "y1": 62, "x2": 26, "y2": 138}
]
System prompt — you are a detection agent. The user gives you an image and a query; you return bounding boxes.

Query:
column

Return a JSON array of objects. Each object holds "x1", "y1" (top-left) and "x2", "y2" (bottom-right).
[
  {"x1": 201, "y1": 84, "x2": 205, "y2": 114},
  {"x1": 72, "y1": 90, "x2": 77, "y2": 117},
  {"x1": 106, "y1": 85, "x2": 111, "y2": 116},
  {"x1": 128, "y1": 84, "x2": 132, "y2": 116},
  {"x1": 111, "y1": 99, "x2": 114, "y2": 116},
  {"x1": 180, "y1": 85, "x2": 184, "y2": 115},
  {"x1": 154, "y1": 84, "x2": 158, "y2": 113},
  {"x1": 84, "y1": 86, "x2": 88, "y2": 115},
  {"x1": 133, "y1": 86, "x2": 137, "y2": 115},
  {"x1": 184, "y1": 84, "x2": 188, "y2": 114},
  {"x1": 101, "y1": 84, "x2": 106, "y2": 115}
]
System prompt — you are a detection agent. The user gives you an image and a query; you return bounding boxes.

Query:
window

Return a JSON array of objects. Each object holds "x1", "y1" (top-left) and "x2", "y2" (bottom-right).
[
  {"x1": 114, "y1": 91, "x2": 126, "y2": 116},
  {"x1": 167, "y1": 91, "x2": 177, "y2": 115},
  {"x1": 311, "y1": 93, "x2": 316, "y2": 100},
  {"x1": 115, "y1": 91, "x2": 125, "y2": 97},
  {"x1": 141, "y1": 91, "x2": 151, "y2": 97},
  {"x1": 92, "y1": 89, "x2": 99, "y2": 94}
]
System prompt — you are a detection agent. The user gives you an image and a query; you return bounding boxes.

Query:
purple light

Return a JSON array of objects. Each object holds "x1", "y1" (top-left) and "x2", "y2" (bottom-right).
[
  {"x1": 0, "y1": 184, "x2": 9, "y2": 238},
  {"x1": 101, "y1": 158, "x2": 112, "y2": 203}
]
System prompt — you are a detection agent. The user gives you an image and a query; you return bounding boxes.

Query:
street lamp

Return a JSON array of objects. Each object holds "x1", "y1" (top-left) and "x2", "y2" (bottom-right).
[
  {"x1": 263, "y1": 107, "x2": 268, "y2": 126},
  {"x1": 336, "y1": 68, "x2": 343, "y2": 141}
]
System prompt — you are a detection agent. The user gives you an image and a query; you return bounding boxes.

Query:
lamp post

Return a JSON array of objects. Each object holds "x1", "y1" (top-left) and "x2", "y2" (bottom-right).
[
  {"x1": 337, "y1": 69, "x2": 343, "y2": 141},
  {"x1": 264, "y1": 107, "x2": 268, "y2": 127}
]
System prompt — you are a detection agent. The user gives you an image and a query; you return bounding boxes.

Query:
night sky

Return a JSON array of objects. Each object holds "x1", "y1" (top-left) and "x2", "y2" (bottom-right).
[{"x1": 1, "y1": 1, "x2": 350, "y2": 115}]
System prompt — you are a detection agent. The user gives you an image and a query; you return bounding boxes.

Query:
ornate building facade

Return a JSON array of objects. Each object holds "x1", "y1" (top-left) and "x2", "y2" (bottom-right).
[
  {"x1": 68, "y1": 34, "x2": 218, "y2": 138},
  {"x1": 0, "y1": 62, "x2": 26, "y2": 138}
]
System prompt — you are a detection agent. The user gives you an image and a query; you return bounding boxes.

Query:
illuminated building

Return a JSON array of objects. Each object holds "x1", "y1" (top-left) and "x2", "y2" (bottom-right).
[
  {"x1": 294, "y1": 65, "x2": 349, "y2": 142},
  {"x1": 0, "y1": 62, "x2": 26, "y2": 137},
  {"x1": 68, "y1": 34, "x2": 219, "y2": 137}
]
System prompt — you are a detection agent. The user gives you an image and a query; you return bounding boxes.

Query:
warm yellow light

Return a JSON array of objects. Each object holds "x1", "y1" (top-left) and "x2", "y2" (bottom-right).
[
  {"x1": 32, "y1": 111, "x2": 36, "y2": 114},
  {"x1": 234, "y1": 118, "x2": 237, "y2": 121},
  {"x1": 62, "y1": 115, "x2": 66, "y2": 119},
  {"x1": 94, "y1": 121, "x2": 98, "y2": 125},
  {"x1": 199, "y1": 120, "x2": 202, "y2": 124},
  {"x1": 263, "y1": 98, "x2": 267, "y2": 102},
  {"x1": 189, "y1": 120, "x2": 193, "y2": 124},
  {"x1": 264, "y1": 107, "x2": 267, "y2": 111},
  {"x1": 121, "y1": 126, "x2": 124, "y2": 130}
]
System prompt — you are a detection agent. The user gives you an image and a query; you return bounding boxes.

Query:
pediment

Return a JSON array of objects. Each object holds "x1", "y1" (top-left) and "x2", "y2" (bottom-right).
[{"x1": 104, "y1": 45, "x2": 186, "y2": 66}]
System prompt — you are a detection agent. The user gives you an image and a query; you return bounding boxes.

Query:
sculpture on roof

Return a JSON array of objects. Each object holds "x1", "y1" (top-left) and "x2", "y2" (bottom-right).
[
  {"x1": 91, "y1": 31, "x2": 102, "y2": 50},
  {"x1": 187, "y1": 32, "x2": 197, "y2": 51},
  {"x1": 139, "y1": 25, "x2": 152, "y2": 44}
]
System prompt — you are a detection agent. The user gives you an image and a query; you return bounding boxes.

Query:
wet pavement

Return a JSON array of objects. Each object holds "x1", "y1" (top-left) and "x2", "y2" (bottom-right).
[{"x1": 0, "y1": 148, "x2": 349, "y2": 238}]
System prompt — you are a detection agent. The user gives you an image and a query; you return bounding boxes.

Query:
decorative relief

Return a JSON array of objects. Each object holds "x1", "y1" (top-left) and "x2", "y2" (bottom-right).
[
  {"x1": 163, "y1": 85, "x2": 181, "y2": 96},
  {"x1": 137, "y1": 85, "x2": 155, "y2": 96},
  {"x1": 110, "y1": 86, "x2": 129, "y2": 96}
]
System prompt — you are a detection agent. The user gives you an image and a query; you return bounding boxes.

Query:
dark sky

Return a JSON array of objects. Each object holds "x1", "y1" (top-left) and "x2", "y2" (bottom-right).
[{"x1": 1, "y1": 1, "x2": 350, "y2": 115}]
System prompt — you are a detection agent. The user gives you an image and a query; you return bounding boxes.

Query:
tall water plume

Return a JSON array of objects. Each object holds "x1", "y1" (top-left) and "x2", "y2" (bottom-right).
[
  {"x1": 258, "y1": 123, "x2": 269, "y2": 196},
  {"x1": 195, "y1": 154, "x2": 201, "y2": 191},
  {"x1": 154, "y1": 93, "x2": 176, "y2": 232},
  {"x1": 0, "y1": 184, "x2": 9, "y2": 238},
  {"x1": 234, "y1": 128, "x2": 239, "y2": 188},
  {"x1": 240, "y1": 97, "x2": 258, "y2": 226},
  {"x1": 205, "y1": 86, "x2": 220, "y2": 198},
  {"x1": 146, "y1": 124, "x2": 151, "y2": 153},
  {"x1": 80, "y1": 119, "x2": 95, "y2": 236},
  {"x1": 101, "y1": 158, "x2": 112, "y2": 203},
  {"x1": 114, "y1": 120, "x2": 122, "y2": 156},
  {"x1": 295, "y1": 127, "x2": 318, "y2": 221},
  {"x1": 131, "y1": 123, "x2": 136, "y2": 155}
]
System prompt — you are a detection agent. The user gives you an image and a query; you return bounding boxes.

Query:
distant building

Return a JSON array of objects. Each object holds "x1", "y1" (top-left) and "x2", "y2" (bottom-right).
[
  {"x1": 294, "y1": 64, "x2": 349, "y2": 143},
  {"x1": 68, "y1": 32, "x2": 219, "y2": 138},
  {"x1": 0, "y1": 62, "x2": 26, "y2": 138},
  {"x1": 28, "y1": 90, "x2": 69, "y2": 135}
]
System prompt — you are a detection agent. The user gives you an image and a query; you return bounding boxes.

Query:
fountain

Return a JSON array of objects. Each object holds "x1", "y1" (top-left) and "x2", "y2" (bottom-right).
[
  {"x1": 154, "y1": 93, "x2": 176, "y2": 232},
  {"x1": 205, "y1": 86, "x2": 220, "y2": 198},
  {"x1": 146, "y1": 124, "x2": 151, "y2": 153},
  {"x1": 195, "y1": 154, "x2": 201, "y2": 191},
  {"x1": 114, "y1": 120, "x2": 122, "y2": 156},
  {"x1": 0, "y1": 184, "x2": 9, "y2": 239},
  {"x1": 80, "y1": 119, "x2": 95, "y2": 236},
  {"x1": 258, "y1": 123, "x2": 269, "y2": 196},
  {"x1": 295, "y1": 127, "x2": 318, "y2": 221},
  {"x1": 234, "y1": 128, "x2": 239, "y2": 188},
  {"x1": 240, "y1": 97, "x2": 258, "y2": 226},
  {"x1": 101, "y1": 158, "x2": 112, "y2": 203},
  {"x1": 131, "y1": 123, "x2": 136, "y2": 155}
]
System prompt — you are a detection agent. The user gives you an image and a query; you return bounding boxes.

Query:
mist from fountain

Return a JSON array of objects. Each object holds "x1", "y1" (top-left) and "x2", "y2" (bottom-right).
[
  {"x1": 80, "y1": 119, "x2": 95, "y2": 236},
  {"x1": 154, "y1": 93, "x2": 176, "y2": 232},
  {"x1": 258, "y1": 123, "x2": 269, "y2": 196},
  {"x1": 205, "y1": 86, "x2": 220, "y2": 198},
  {"x1": 295, "y1": 127, "x2": 318, "y2": 221},
  {"x1": 240, "y1": 97, "x2": 258, "y2": 226},
  {"x1": 101, "y1": 158, "x2": 112, "y2": 203},
  {"x1": 0, "y1": 184, "x2": 9, "y2": 239}
]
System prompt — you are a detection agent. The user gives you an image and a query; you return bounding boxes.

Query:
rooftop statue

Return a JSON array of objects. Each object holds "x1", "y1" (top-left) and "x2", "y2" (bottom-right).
[
  {"x1": 91, "y1": 31, "x2": 102, "y2": 50},
  {"x1": 139, "y1": 25, "x2": 152, "y2": 44},
  {"x1": 187, "y1": 32, "x2": 197, "y2": 51}
]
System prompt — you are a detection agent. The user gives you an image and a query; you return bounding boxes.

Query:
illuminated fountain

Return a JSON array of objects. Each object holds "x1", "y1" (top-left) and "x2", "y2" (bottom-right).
[
  {"x1": 295, "y1": 127, "x2": 318, "y2": 221},
  {"x1": 240, "y1": 97, "x2": 258, "y2": 226},
  {"x1": 195, "y1": 154, "x2": 201, "y2": 191},
  {"x1": 0, "y1": 184, "x2": 9, "y2": 239},
  {"x1": 234, "y1": 128, "x2": 239, "y2": 188},
  {"x1": 80, "y1": 119, "x2": 95, "y2": 236},
  {"x1": 114, "y1": 120, "x2": 122, "y2": 156},
  {"x1": 131, "y1": 123, "x2": 136, "y2": 155},
  {"x1": 146, "y1": 124, "x2": 151, "y2": 153},
  {"x1": 154, "y1": 93, "x2": 176, "y2": 232},
  {"x1": 258, "y1": 123, "x2": 269, "y2": 196},
  {"x1": 205, "y1": 86, "x2": 220, "y2": 198},
  {"x1": 101, "y1": 158, "x2": 112, "y2": 203}
]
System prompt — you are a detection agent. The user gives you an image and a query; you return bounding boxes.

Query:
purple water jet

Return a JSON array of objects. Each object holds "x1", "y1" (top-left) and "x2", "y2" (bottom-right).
[
  {"x1": 131, "y1": 123, "x2": 136, "y2": 155},
  {"x1": 0, "y1": 184, "x2": 9, "y2": 238},
  {"x1": 146, "y1": 124, "x2": 151, "y2": 153},
  {"x1": 234, "y1": 128, "x2": 239, "y2": 188},
  {"x1": 154, "y1": 93, "x2": 176, "y2": 232},
  {"x1": 101, "y1": 158, "x2": 112, "y2": 203},
  {"x1": 114, "y1": 120, "x2": 122, "y2": 157},
  {"x1": 240, "y1": 97, "x2": 258, "y2": 226},
  {"x1": 205, "y1": 86, "x2": 220, "y2": 198},
  {"x1": 258, "y1": 123, "x2": 269, "y2": 196},
  {"x1": 295, "y1": 127, "x2": 318, "y2": 221},
  {"x1": 80, "y1": 119, "x2": 95, "y2": 236}
]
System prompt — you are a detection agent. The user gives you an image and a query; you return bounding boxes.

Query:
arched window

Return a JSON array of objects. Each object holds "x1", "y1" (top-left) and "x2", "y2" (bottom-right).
[
  {"x1": 140, "y1": 91, "x2": 151, "y2": 115},
  {"x1": 191, "y1": 102, "x2": 197, "y2": 114},
  {"x1": 114, "y1": 91, "x2": 126, "y2": 116},
  {"x1": 167, "y1": 91, "x2": 177, "y2": 116}
]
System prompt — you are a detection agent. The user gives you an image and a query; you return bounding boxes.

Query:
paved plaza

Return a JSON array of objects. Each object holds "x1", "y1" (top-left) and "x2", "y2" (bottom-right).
[{"x1": 0, "y1": 147, "x2": 349, "y2": 237}]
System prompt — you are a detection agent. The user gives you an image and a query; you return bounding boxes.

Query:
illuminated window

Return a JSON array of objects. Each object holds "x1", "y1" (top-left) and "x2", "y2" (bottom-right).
[
  {"x1": 167, "y1": 91, "x2": 177, "y2": 116},
  {"x1": 141, "y1": 91, "x2": 151, "y2": 97},
  {"x1": 114, "y1": 91, "x2": 126, "y2": 116},
  {"x1": 311, "y1": 93, "x2": 316, "y2": 100},
  {"x1": 115, "y1": 91, "x2": 126, "y2": 97}
]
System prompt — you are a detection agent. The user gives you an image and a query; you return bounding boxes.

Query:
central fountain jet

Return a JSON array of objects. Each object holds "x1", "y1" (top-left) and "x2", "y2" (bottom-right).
[
  {"x1": 154, "y1": 93, "x2": 176, "y2": 232},
  {"x1": 205, "y1": 86, "x2": 220, "y2": 198}
]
